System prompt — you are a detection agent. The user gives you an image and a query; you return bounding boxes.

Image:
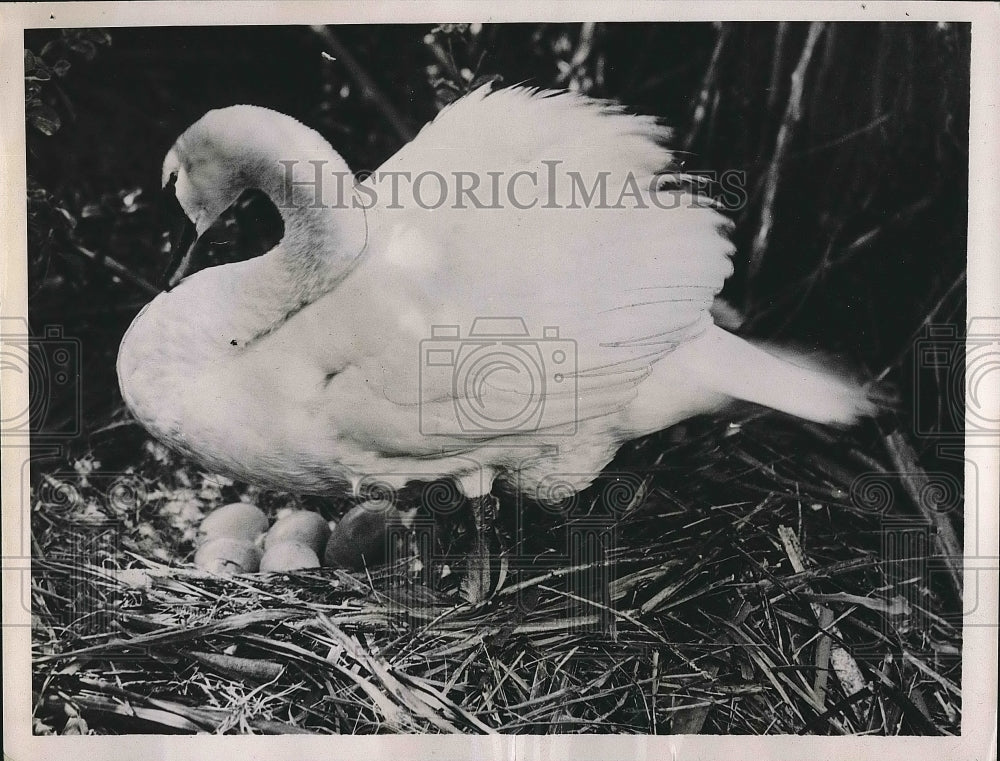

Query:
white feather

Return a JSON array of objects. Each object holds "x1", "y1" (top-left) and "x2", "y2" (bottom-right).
[{"x1": 118, "y1": 86, "x2": 874, "y2": 500}]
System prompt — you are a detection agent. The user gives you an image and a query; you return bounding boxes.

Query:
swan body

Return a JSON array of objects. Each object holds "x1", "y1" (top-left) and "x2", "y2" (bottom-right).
[{"x1": 118, "y1": 86, "x2": 874, "y2": 501}]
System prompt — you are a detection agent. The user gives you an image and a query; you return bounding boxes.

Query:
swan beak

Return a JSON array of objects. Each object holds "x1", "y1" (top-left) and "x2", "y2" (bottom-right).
[
  {"x1": 164, "y1": 213, "x2": 198, "y2": 290},
  {"x1": 161, "y1": 171, "x2": 199, "y2": 291}
]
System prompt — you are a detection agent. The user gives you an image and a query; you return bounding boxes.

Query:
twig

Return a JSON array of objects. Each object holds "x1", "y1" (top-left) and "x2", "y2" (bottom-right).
[
  {"x1": 747, "y1": 22, "x2": 826, "y2": 294},
  {"x1": 669, "y1": 601, "x2": 751, "y2": 734},
  {"x1": 877, "y1": 268, "x2": 967, "y2": 381},
  {"x1": 812, "y1": 606, "x2": 835, "y2": 703},
  {"x1": 791, "y1": 112, "x2": 892, "y2": 159},
  {"x1": 683, "y1": 22, "x2": 732, "y2": 153},
  {"x1": 754, "y1": 22, "x2": 790, "y2": 164},
  {"x1": 66, "y1": 244, "x2": 160, "y2": 297},
  {"x1": 310, "y1": 26, "x2": 414, "y2": 143},
  {"x1": 766, "y1": 22, "x2": 790, "y2": 112},
  {"x1": 837, "y1": 197, "x2": 933, "y2": 260},
  {"x1": 883, "y1": 431, "x2": 963, "y2": 597},
  {"x1": 743, "y1": 196, "x2": 943, "y2": 333},
  {"x1": 554, "y1": 22, "x2": 597, "y2": 87},
  {"x1": 777, "y1": 525, "x2": 868, "y2": 717}
]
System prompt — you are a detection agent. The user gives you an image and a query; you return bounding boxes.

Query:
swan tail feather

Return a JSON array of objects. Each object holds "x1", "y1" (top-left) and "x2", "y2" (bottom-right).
[{"x1": 682, "y1": 326, "x2": 881, "y2": 426}]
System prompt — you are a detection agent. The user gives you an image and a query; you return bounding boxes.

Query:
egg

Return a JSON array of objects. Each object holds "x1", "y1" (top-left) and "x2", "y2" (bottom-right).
[
  {"x1": 198, "y1": 502, "x2": 268, "y2": 544},
  {"x1": 260, "y1": 541, "x2": 321, "y2": 572},
  {"x1": 323, "y1": 500, "x2": 403, "y2": 570},
  {"x1": 194, "y1": 536, "x2": 262, "y2": 573},
  {"x1": 263, "y1": 510, "x2": 331, "y2": 556}
]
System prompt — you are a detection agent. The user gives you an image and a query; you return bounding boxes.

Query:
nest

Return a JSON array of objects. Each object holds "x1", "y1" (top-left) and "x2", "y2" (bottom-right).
[{"x1": 30, "y1": 413, "x2": 962, "y2": 735}]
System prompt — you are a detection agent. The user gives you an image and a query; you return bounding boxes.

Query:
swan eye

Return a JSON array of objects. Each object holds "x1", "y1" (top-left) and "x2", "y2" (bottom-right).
[{"x1": 164, "y1": 170, "x2": 179, "y2": 193}]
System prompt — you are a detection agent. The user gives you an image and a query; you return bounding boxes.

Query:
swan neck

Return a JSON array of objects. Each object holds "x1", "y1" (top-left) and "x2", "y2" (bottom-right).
[{"x1": 251, "y1": 150, "x2": 367, "y2": 307}]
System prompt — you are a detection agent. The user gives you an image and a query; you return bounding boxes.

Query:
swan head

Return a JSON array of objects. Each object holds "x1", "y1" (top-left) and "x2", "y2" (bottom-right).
[
  {"x1": 160, "y1": 105, "x2": 365, "y2": 289},
  {"x1": 162, "y1": 144, "x2": 234, "y2": 238},
  {"x1": 161, "y1": 106, "x2": 286, "y2": 237}
]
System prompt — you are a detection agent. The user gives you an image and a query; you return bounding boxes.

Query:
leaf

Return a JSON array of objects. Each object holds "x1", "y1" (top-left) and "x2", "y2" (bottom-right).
[
  {"x1": 251, "y1": 719, "x2": 319, "y2": 734},
  {"x1": 24, "y1": 49, "x2": 36, "y2": 74},
  {"x1": 435, "y1": 88, "x2": 461, "y2": 108},
  {"x1": 67, "y1": 38, "x2": 97, "y2": 60},
  {"x1": 471, "y1": 73, "x2": 504, "y2": 90},
  {"x1": 185, "y1": 650, "x2": 285, "y2": 682},
  {"x1": 28, "y1": 104, "x2": 61, "y2": 136},
  {"x1": 53, "y1": 59, "x2": 71, "y2": 77},
  {"x1": 55, "y1": 206, "x2": 78, "y2": 230},
  {"x1": 62, "y1": 716, "x2": 89, "y2": 735},
  {"x1": 105, "y1": 705, "x2": 202, "y2": 732},
  {"x1": 430, "y1": 24, "x2": 459, "y2": 35},
  {"x1": 83, "y1": 28, "x2": 112, "y2": 46},
  {"x1": 27, "y1": 64, "x2": 51, "y2": 82}
]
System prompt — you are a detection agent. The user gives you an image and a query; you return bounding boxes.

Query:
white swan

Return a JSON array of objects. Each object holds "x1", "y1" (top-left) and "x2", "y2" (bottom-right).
[{"x1": 117, "y1": 85, "x2": 874, "y2": 502}]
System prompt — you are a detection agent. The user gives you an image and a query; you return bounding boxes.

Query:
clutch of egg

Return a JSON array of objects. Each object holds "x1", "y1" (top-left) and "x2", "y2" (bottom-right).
[{"x1": 194, "y1": 501, "x2": 399, "y2": 573}]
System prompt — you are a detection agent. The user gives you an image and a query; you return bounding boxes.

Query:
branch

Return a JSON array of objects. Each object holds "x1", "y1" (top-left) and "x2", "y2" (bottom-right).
[
  {"x1": 69, "y1": 244, "x2": 160, "y2": 297},
  {"x1": 743, "y1": 196, "x2": 938, "y2": 334},
  {"x1": 747, "y1": 22, "x2": 826, "y2": 291},
  {"x1": 883, "y1": 431, "x2": 963, "y2": 598},
  {"x1": 766, "y1": 22, "x2": 790, "y2": 112},
  {"x1": 683, "y1": 22, "x2": 732, "y2": 153},
  {"x1": 876, "y1": 268, "x2": 966, "y2": 381},
  {"x1": 310, "y1": 26, "x2": 415, "y2": 143},
  {"x1": 554, "y1": 22, "x2": 598, "y2": 88}
]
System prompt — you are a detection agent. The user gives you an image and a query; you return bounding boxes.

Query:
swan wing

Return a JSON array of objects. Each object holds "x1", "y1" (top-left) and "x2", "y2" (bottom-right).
[{"x1": 296, "y1": 87, "x2": 735, "y2": 455}]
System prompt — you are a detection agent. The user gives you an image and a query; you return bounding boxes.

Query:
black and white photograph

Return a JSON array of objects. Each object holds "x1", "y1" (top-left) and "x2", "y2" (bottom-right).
[{"x1": 2, "y1": 2, "x2": 997, "y2": 758}]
